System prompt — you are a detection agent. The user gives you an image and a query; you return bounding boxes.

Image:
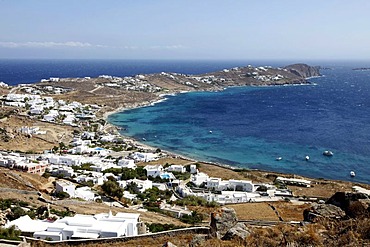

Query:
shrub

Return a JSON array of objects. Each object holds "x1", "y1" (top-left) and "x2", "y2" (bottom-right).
[
  {"x1": 55, "y1": 191, "x2": 70, "y2": 199},
  {"x1": 180, "y1": 211, "x2": 204, "y2": 225},
  {"x1": 147, "y1": 223, "x2": 183, "y2": 233},
  {"x1": 0, "y1": 226, "x2": 22, "y2": 241}
]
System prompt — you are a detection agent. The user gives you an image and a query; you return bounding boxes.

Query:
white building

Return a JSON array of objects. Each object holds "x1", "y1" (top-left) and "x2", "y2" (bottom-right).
[
  {"x1": 144, "y1": 165, "x2": 163, "y2": 178},
  {"x1": 75, "y1": 187, "x2": 99, "y2": 201},
  {"x1": 228, "y1": 179, "x2": 255, "y2": 192},
  {"x1": 191, "y1": 172, "x2": 209, "y2": 187},
  {"x1": 47, "y1": 154, "x2": 82, "y2": 166},
  {"x1": 125, "y1": 179, "x2": 152, "y2": 193},
  {"x1": 7, "y1": 212, "x2": 140, "y2": 241},
  {"x1": 51, "y1": 165, "x2": 75, "y2": 178},
  {"x1": 132, "y1": 152, "x2": 158, "y2": 162},
  {"x1": 55, "y1": 180, "x2": 76, "y2": 198},
  {"x1": 190, "y1": 164, "x2": 197, "y2": 174},
  {"x1": 167, "y1": 164, "x2": 186, "y2": 173},
  {"x1": 206, "y1": 178, "x2": 228, "y2": 191},
  {"x1": 118, "y1": 159, "x2": 136, "y2": 169}
]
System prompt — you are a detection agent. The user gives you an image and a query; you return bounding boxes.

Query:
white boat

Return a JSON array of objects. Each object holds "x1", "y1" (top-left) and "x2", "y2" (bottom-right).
[
  {"x1": 305, "y1": 155, "x2": 310, "y2": 161},
  {"x1": 323, "y1": 150, "x2": 334, "y2": 156},
  {"x1": 209, "y1": 130, "x2": 213, "y2": 134},
  {"x1": 276, "y1": 157, "x2": 282, "y2": 161},
  {"x1": 350, "y1": 171, "x2": 356, "y2": 177}
]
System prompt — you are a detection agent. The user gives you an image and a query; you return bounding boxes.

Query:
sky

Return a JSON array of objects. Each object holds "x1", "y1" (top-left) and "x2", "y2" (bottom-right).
[{"x1": 1, "y1": 0, "x2": 370, "y2": 60}]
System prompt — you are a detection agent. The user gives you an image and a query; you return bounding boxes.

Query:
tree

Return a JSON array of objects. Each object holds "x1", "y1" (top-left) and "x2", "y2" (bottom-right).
[
  {"x1": 101, "y1": 180, "x2": 123, "y2": 199},
  {"x1": 125, "y1": 182, "x2": 140, "y2": 194},
  {"x1": 8, "y1": 207, "x2": 26, "y2": 221}
]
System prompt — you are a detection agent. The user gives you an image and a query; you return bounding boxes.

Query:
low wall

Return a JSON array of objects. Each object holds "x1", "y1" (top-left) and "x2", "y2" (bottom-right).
[{"x1": 25, "y1": 227, "x2": 210, "y2": 246}]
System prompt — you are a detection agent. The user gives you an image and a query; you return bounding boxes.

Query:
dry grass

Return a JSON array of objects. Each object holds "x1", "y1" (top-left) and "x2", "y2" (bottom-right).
[
  {"x1": 270, "y1": 201, "x2": 312, "y2": 221},
  {"x1": 227, "y1": 203, "x2": 279, "y2": 221},
  {"x1": 0, "y1": 114, "x2": 73, "y2": 152},
  {"x1": 198, "y1": 163, "x2": 246, "y2": 180},
  {"x1": 30, "y1": 234, "x2": 243, "y2": 247},
  {"x1": 288, "y1": 179, "x2": 356, "y2": 198}
]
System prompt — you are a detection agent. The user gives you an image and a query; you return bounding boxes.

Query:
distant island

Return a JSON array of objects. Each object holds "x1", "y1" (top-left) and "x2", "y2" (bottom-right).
[{"x1": 353, "y1": 67, "x2": 370, "y2": 71}]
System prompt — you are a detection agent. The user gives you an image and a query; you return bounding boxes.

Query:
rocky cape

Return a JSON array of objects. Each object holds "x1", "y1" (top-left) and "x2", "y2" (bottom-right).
[{"x1": 34, "y1": 63, "x2": 321, "y2": 113}]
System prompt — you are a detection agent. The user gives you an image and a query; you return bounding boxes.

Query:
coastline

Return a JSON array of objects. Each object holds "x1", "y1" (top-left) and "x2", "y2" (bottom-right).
[{"x1": 101, "y1": 82, "x2": 316, "y2": 178}]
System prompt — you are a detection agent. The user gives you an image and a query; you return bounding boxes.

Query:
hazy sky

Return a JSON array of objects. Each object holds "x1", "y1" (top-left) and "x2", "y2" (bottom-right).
[{"x1": 1, "y1": 0, "x2": 370, "y2": 60}]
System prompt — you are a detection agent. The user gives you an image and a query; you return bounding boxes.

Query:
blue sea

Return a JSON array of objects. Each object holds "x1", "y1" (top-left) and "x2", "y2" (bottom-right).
[{"x1": 2, "y1": 59, "x2": 370, "y2": 183}]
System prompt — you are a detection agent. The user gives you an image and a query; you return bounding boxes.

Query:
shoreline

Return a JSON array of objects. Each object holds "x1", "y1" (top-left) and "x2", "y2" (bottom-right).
[{"x1": 101, "y1": 81, "x2": 337, "y2": 183}]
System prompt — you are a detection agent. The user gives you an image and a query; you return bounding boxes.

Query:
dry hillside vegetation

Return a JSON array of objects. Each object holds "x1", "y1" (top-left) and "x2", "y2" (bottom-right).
[{"x1": 0, "y1": 111, "x2": 73, "y2": 152}]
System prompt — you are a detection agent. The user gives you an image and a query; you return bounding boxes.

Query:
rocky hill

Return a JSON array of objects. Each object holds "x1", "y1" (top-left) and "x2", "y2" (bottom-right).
[{"x1": 284, "y1": 63, "x2": 321, "y2": 78}]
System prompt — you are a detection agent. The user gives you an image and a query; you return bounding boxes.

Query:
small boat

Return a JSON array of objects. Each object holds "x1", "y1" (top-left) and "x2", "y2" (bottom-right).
[
  {"x1": 142, "y1": 138, "x2": 147, "y2": 141},
  {"x1": 350, "y1": 171, "x2": 356, "y2": 177},
  {"x1": 323, "y1": 150, "x2": 334, "y2": 156},
  {"x1": 276, "y1": 157, "x2": 282, "y2": 161},
  {"x1": 209, "y1": 130, "x2": 213, "y2": 134},
  {"x1": 305, "y1": 155, "x2": 310, "y2": 161}
]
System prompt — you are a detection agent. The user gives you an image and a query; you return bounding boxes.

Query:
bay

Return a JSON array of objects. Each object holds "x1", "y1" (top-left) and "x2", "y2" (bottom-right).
[{"x1": 109, "y1": 67, "x2": 370, "y2": 184}]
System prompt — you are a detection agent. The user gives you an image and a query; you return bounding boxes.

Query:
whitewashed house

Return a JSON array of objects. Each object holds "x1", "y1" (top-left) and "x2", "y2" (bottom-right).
[
  {"x1": 167, "y1": 164, "x2": 186, "y2": 173},
  {"x1": 191, "y1": 172, "x2": 209, "y2": 186},
  {"x1": 190, "y1": 164, "x2": 198, "y2": 174},
  {"x1": 127, "y1": 179, "x2": 152, "y2": 193},
  {"x1": 228, "y1": 179, "x2": 255, "y2": 192},
  {"x1": 118, "y1": 159, "x2": 136, "y2": 169},
  {"x1": 30, "y1": 105, "x2": 44, "y2": 115},
  {"x1": 47, "y1": 155, "x2": 82, "y2": 166},
  {"x1": 51, "y1": 166, "x2": 75, "y2": 178},
  {"x1": 132, "y1": 152, "x2": 158, "y2": 162},
  {"x1": 144, "y1": 165, "x2": 163, "y2": 178},
  {"x1": 75, "y1": 187, "x2": 99, "y2": 201},
  {"x1": 206, "y1": 178, "x2": 229, "y2": 191},
  {"x1": 55, "y1": 180, "x2": 76, "y2": 197}
]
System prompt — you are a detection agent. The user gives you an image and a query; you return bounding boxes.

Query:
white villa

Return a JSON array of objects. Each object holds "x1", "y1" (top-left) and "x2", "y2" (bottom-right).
[
  {"x1": 118, "y1": 159, "x2": 136, "y2": 169},
  {"x1": 55, "y1": 180, "x2": 99, "y2": 201},
  {"x1": 190, "y1": 172, "x2": 209, "y2": 186},
  {"x1": 55, "y1": 180, "x2": 76, "y2": 198},
  {"x1": 132, "y1": 152, "x2": 158, "y2": 162},
  {"x1": 167, "y1": 164, "x2": 186, "y2": 173},
  {"x1": 6, "y1": 212, "x2": 141, "y2": 241},
  {"x1": 119, "y1": 178, "x2": 152, "y2": 193},
  {"x1": 144, "y1": 165, "x2": 163, "y2": 177}
]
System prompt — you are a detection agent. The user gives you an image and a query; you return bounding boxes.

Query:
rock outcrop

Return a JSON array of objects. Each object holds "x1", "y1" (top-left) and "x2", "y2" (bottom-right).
[
  {"x1": 210, "y1": 207, "x2": 238, "y2": 238},
  {"x1": 304, "y1": 203, "x2": 346, "y2": 222},
  {"x1": 209, "y1": 207, "x2": 251, "y2": 242},
  {"x1": 284, "y1": 63, "x2": 321, "y2": 78},
  {"x1": 222, "y1": 222, "x2": 250, "y2": 241},
  {"x1": 326, "y1": 192, "x2": 370, "y2": 218}
]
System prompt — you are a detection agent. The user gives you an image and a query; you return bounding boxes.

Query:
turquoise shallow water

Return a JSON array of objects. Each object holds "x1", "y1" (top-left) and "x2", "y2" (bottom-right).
[{"x1": 108, "y1": 67, "x2": 370, "y2": 184}]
